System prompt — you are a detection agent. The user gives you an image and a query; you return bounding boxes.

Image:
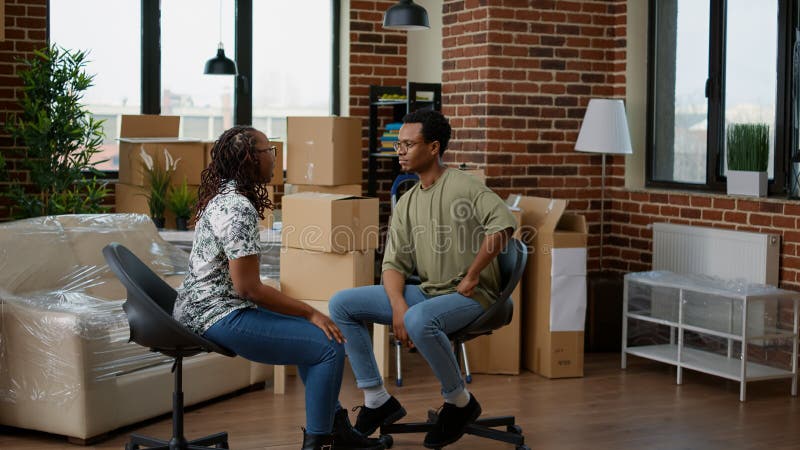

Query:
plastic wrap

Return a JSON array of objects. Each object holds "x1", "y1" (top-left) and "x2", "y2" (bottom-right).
[
  {"x1": 0, "y1": 214, "x2": 190, "y2": 408},
  {"x1": 625, "y1": 271, "x2": 797, "y2": 372}
]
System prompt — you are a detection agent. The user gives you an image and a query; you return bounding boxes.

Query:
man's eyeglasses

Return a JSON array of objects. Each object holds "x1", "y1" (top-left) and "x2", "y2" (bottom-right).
[
  {"x1": 256, "y1": 145, "x2": 278, "y2": 157},
  {"x1": 393, "y1": 141, "x2": 421, "y2": 152}
]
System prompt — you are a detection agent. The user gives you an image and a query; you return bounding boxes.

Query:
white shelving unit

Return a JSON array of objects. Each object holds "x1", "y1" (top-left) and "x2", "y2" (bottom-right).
[{"x1": 622, "y1": 271, "x2": 800, "y2": 401}]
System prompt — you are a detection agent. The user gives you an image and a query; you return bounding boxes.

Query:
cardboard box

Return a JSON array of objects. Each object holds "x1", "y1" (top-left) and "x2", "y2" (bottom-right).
[
  {"x1": 117, "y1": 115, "x2": 205, "y2": 187},
  {"x1": 285, "y1": 183, "x2": 362, "y2": 196},
  {"x1": 464, "y1": 208, "x2": 523, "y2": 375},
  {"x1": 280, "y1": 248, "x2": 374, "y2": 301},
  {"x1": 510, "y1": 195, "x2": 588, "y2": 379},
  {"x1": 286, "y1": 117, "x2": 363, "y2": 186},
  {"x1": 281, "y1": 193, "x2": 379, "y2": 253},
  {"x1": 460, "y1": 168, "x2": 486, "y2": 184},
  {"x1": 205, "y1": 140, "x2": 284, "y2": 186}
]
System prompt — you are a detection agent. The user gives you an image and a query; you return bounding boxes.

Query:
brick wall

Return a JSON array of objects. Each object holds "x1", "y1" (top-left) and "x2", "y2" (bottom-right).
[
  {"x1": 441, "y1": 0, "x2": 627, "y2": 272},
  {"x1": 0, "y1": 0, "x2": 47, "y2": 220},
  {"x1": 348, "y1": 0, "x2": 407, "y2": 222}
]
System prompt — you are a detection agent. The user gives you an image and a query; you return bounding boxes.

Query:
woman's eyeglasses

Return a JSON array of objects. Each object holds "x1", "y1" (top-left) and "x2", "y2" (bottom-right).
[{"x1": 256, "y1": 145, "x2": 278, "y2": 157}]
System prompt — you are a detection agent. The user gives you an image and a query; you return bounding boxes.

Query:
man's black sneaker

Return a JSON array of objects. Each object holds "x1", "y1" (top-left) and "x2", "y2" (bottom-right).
[
  {"x1": 353, "y1": 396, "x2": 407, "y2": 436},
  {"x1": 332, "y1": 407, "x2": 386, "y2": 450},
  {"x1": 423, "y1": 394, "x2": 482, "y2": 449}
]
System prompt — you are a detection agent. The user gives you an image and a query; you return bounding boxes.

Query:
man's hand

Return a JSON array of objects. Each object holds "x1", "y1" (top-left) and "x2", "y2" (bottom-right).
[
  {"x1": 392, "y1": 302, "x2": 414, "y2": 348},
  {"x1": 308, "y1": 310, "x2": 345, "y2": 344},
  {"x1": 456, "y1": 272, "x2": 480, "y2": 298}
]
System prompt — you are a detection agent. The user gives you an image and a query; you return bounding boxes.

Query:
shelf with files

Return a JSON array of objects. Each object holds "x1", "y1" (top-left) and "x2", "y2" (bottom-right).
[
  {"x1": 621, "y1": 271, "x2": 800, "y2": 401},
  {"x1": 367, "y1": 82, "x2": 441, "y2": 196}
]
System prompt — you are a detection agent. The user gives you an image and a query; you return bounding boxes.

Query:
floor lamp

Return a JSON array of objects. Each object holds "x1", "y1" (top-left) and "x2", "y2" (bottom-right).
[{"x1": 574, "y1": 98, "x2": 633, "y2": 270}]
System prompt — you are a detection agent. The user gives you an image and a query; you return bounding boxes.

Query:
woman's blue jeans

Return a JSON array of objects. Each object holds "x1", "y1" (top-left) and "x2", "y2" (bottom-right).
[{"x1": 203, "y1": 307, "x2": 344, "y2": 435}]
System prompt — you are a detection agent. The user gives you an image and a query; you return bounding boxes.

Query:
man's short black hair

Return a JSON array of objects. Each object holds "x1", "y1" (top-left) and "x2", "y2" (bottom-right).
[{"x1": 402, "y1": 109, "x2": 451, "y2": 156}]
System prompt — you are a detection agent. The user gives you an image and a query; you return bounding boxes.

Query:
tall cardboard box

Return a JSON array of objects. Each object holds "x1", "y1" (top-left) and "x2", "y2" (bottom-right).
[
  {"x1": 204, "y1": 140, "x2": 284, "y2": 186},
  {"x1": 280, "y1": 248, "x2": 374, "y2": 301},
  {"x1": 117, "y1": 115, "x2": 205, "y2": 187},
  {"x1": 285, "y1": 183, "x2": 362, "y2": 196},
  {"x1": 281, "y1": 193, "x2": 379, "y2": 253},
  {"x1": 286, "y1": 117, "x2": 362, "y2": 186},
  {"x1": 465, "y1": 208, "x2": 524, "y2": 374},
  {"x1": 512, "y1": 195, "x2": 588, "y2": 378}
]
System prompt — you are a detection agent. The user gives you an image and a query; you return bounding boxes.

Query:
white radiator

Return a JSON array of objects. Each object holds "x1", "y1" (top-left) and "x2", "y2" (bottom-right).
[
  {"x1": 651, "y1": 223, "x2": 782, "y2": 344},
  {"x1": 652, "y1": 223, "x2": 780, "y2": 286}
]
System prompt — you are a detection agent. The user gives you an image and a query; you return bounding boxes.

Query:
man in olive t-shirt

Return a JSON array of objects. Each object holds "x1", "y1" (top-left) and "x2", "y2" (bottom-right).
[{"x1": 329, "y1": 110, "x2": 517, "y2": 449}]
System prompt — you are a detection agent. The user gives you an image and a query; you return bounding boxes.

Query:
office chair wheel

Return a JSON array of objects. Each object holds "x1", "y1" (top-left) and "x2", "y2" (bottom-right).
[
  {"x1": 516, "y1": 445, "x2": 530, "y2": 450},
  {"x1": 396, "y1": 378, "x2": 403, "y2": 387},
  {"x1": 379, "y1": 434, "x2": 394, "y2": 448},
  {"x1": 465, "y1": 375, "x2": 472, "y2": 383},
  {"x1": 507, "y1": 424, "x2": 523, "y2": 434},
  {"x1": 125, "y1": 444, "x2": 138, "y2": 450}
]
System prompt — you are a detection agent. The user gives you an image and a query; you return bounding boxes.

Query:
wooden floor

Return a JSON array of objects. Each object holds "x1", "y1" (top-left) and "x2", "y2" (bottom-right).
[{"x1": 2, "y1": 353, "x2": 800, "y2": 450}]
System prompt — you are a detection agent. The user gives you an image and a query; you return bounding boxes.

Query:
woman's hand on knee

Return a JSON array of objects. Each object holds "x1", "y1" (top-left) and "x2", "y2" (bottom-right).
[{"x1": 308, "y1": 311, "x2": 345, "y2": 344}]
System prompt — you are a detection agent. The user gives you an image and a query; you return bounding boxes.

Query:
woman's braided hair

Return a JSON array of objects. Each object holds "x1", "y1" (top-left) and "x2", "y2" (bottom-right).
[{"x1": 195, "y1": 126, "x2": 274, "y2": 222}]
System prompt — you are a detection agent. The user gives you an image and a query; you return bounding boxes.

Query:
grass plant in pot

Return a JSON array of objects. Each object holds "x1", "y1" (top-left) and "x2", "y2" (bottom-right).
[
  {"x1": 140, "y1": 147, "x2": 178, "y2": 229},
  {"x1": 168, "y1": 178, "x2": 197, "y2": 231},
  {"x1": 726, "y1": 123, "x2": 769, "y2": 197}
]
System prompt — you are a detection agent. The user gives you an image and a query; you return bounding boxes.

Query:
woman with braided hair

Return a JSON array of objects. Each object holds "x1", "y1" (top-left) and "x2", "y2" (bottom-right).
[{"x1": 173, "y1": 127, "x2": 386, "y2": 450}]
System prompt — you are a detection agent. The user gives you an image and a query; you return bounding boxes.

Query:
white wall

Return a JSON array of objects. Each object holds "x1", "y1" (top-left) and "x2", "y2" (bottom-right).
[
  {"x1": 625, "y1": 0, "x2": 647, "y2": 189},
  {"x1": 406, "y1": 0, "x2": 443, "y2": 84}
]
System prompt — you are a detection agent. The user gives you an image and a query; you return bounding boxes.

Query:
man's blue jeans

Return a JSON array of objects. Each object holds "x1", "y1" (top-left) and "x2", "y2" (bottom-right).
[
  {"x1": 329, "y1": 285, "x2": 484, "y2": 400},
  {"x1": 203, "y1": 307, "x2": 344, "y2": 435}
]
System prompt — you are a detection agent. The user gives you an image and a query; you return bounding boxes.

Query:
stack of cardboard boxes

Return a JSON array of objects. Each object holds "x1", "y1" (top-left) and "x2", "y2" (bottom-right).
[{"x1": 115, "y1": 115, "x2": 205, "y2": 228}]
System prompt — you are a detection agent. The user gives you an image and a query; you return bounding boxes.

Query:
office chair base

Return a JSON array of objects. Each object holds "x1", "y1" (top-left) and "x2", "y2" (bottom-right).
[
  {"x1": 381, "y1": 411, "x2": 525, "y2": 449},
  {"x1": 126, "y1": 431, "x2": 229, "y2": 450}
]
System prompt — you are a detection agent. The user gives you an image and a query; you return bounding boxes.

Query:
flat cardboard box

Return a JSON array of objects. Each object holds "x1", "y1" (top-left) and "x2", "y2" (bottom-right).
[
  {"x1": 279, "y1": 248, "x2": 374, "y2": 301},
  {"x1": 511, "y1": 195, "x2": 588, "y2": 379},
  {"x1": 281, "y1": 193, "x2": 379, "y2": 253},
  {"x1": 204, "y1": 140, "x2": 284, "y2": 186},
  {"x1": 465, "y1": 208, "x2": 523, "y2": 375},
  {"x1": 285, "y1": 183, "x2": 362, "y2": 196},
  {"x1": 286, "y1": 117, "x2": 363, "y2": 186},
  {"x1": 120, "y1": 114, "x2": 180, "y2": 138},
  {"x1": 119, "y1": 139, "x2": 206, "y2": 186}
]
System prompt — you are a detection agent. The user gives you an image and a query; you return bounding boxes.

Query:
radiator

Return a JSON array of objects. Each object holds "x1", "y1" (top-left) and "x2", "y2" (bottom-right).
[
  {"x1": 651, "y1": 223, "x2": 781, "y2": 341},
  {"x1": 652, "y1": 223, "x2": 780, "y2": 285}
]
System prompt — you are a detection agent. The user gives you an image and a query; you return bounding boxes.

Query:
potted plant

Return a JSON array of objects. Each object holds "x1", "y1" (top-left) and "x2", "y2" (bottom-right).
[
  {"x1": 2, "y1": 44, "x2": 109, "y2": 217},
  {"x1": 140, "y1": 147, "x2": 178, "y2": 228},
  {"x1": 168, "y1": 177, "x2": 197, "y2": 231},
  {"x1": 726, "y1": 123, "x2": 769, "y2": 197}
]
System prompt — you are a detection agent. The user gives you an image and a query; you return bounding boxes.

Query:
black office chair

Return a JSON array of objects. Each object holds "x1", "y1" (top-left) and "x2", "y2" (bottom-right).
[
  {"x1": 103, "y1": 243, "x2": 233, "y2": 450},
  {"x1": 380, "y1": 238, "x2": 529, "y2": 450}
]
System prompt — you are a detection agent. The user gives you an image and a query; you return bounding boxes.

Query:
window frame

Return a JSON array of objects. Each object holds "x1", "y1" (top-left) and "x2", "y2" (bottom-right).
[
  {"x1": 646, "y1": 0, "x2": 798, "y2": 196},
  {"x1": 47, "y1": 0, "x2": 341, "y2": 176}
]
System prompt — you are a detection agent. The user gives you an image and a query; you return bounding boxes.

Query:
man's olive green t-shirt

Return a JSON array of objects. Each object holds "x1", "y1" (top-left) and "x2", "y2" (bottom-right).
[{"x1": 382, "y1": 168, "x2": 518, "y2": 309}]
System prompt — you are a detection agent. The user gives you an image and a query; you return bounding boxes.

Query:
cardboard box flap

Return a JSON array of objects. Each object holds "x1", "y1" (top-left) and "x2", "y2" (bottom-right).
[
  {"x1": 558, "y1": 214, "x2": 587, "y2": 234},
  {"x1": 120, "y1": 115, "x2": 180, "y2": 138},
  {"x1": 284, "y1": 192, "x2": 366, "y2": 201},
  {"x1": 509, "y1": 195, "x2": 568, "y2": 235}
]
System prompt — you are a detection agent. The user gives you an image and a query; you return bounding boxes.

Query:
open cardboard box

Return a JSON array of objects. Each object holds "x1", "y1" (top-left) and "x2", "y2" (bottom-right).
[{"x1": 510, "y1": 195, "x2": 588, "y2": 379}]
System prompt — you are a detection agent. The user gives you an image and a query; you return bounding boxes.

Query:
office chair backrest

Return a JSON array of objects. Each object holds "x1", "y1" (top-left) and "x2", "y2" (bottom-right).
[
  {"x1": 390, "y1": 173, "x2": 419, "y2": 210},
  {"x1": 454, "y1": 237, "x2": 527, "y2": 338},
  {"x1": 102, "y1": 242, "x2": 235, "y2": 358}
]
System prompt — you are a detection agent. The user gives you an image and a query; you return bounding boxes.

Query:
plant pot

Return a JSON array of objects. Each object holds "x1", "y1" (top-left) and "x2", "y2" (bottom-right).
[
  {"x1": 727, "y1": 170, "x2": 767, "y2": 197},
  {"x1": 152, "y1": 217, "x2": 166, "y2": 229},
  {"x1": 175, "y1": 217, "x2": 189, "y2": 231}
]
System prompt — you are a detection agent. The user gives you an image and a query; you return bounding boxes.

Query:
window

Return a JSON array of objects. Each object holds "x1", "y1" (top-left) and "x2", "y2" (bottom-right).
[
  {"x1": 647, "y1": 0, "x2": 795, "y2": 194},
  {"x1": 48, "y1": 0, "x2": 339, "y2": 173},
  {"x1": 50, "y1": 0, "x2": 141, "y2": 171},
  {"x1": 161, "y1": 0, "x2": 235, "y2": 140}
]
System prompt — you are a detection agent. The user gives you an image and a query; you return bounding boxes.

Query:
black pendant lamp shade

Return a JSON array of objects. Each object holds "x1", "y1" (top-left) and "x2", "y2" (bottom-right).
[
  {"x1": 204, "y1": 44, "x2": 237, "y2": 75},
  {"x1": 383, "y1": 0, "x2": 430, "y2": 30}
]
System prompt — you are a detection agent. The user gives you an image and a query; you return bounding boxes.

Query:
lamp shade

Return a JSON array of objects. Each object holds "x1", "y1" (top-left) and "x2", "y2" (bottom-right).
[
  {"x1": 383, "y1": 0, "x2": 430, "y2": 30},
  {"x1": 575, "y1": 98, "x2": 633, "y2": 155},
  {"x1": 204, "y1": 45, "x2": 237, "y2": 75}
]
